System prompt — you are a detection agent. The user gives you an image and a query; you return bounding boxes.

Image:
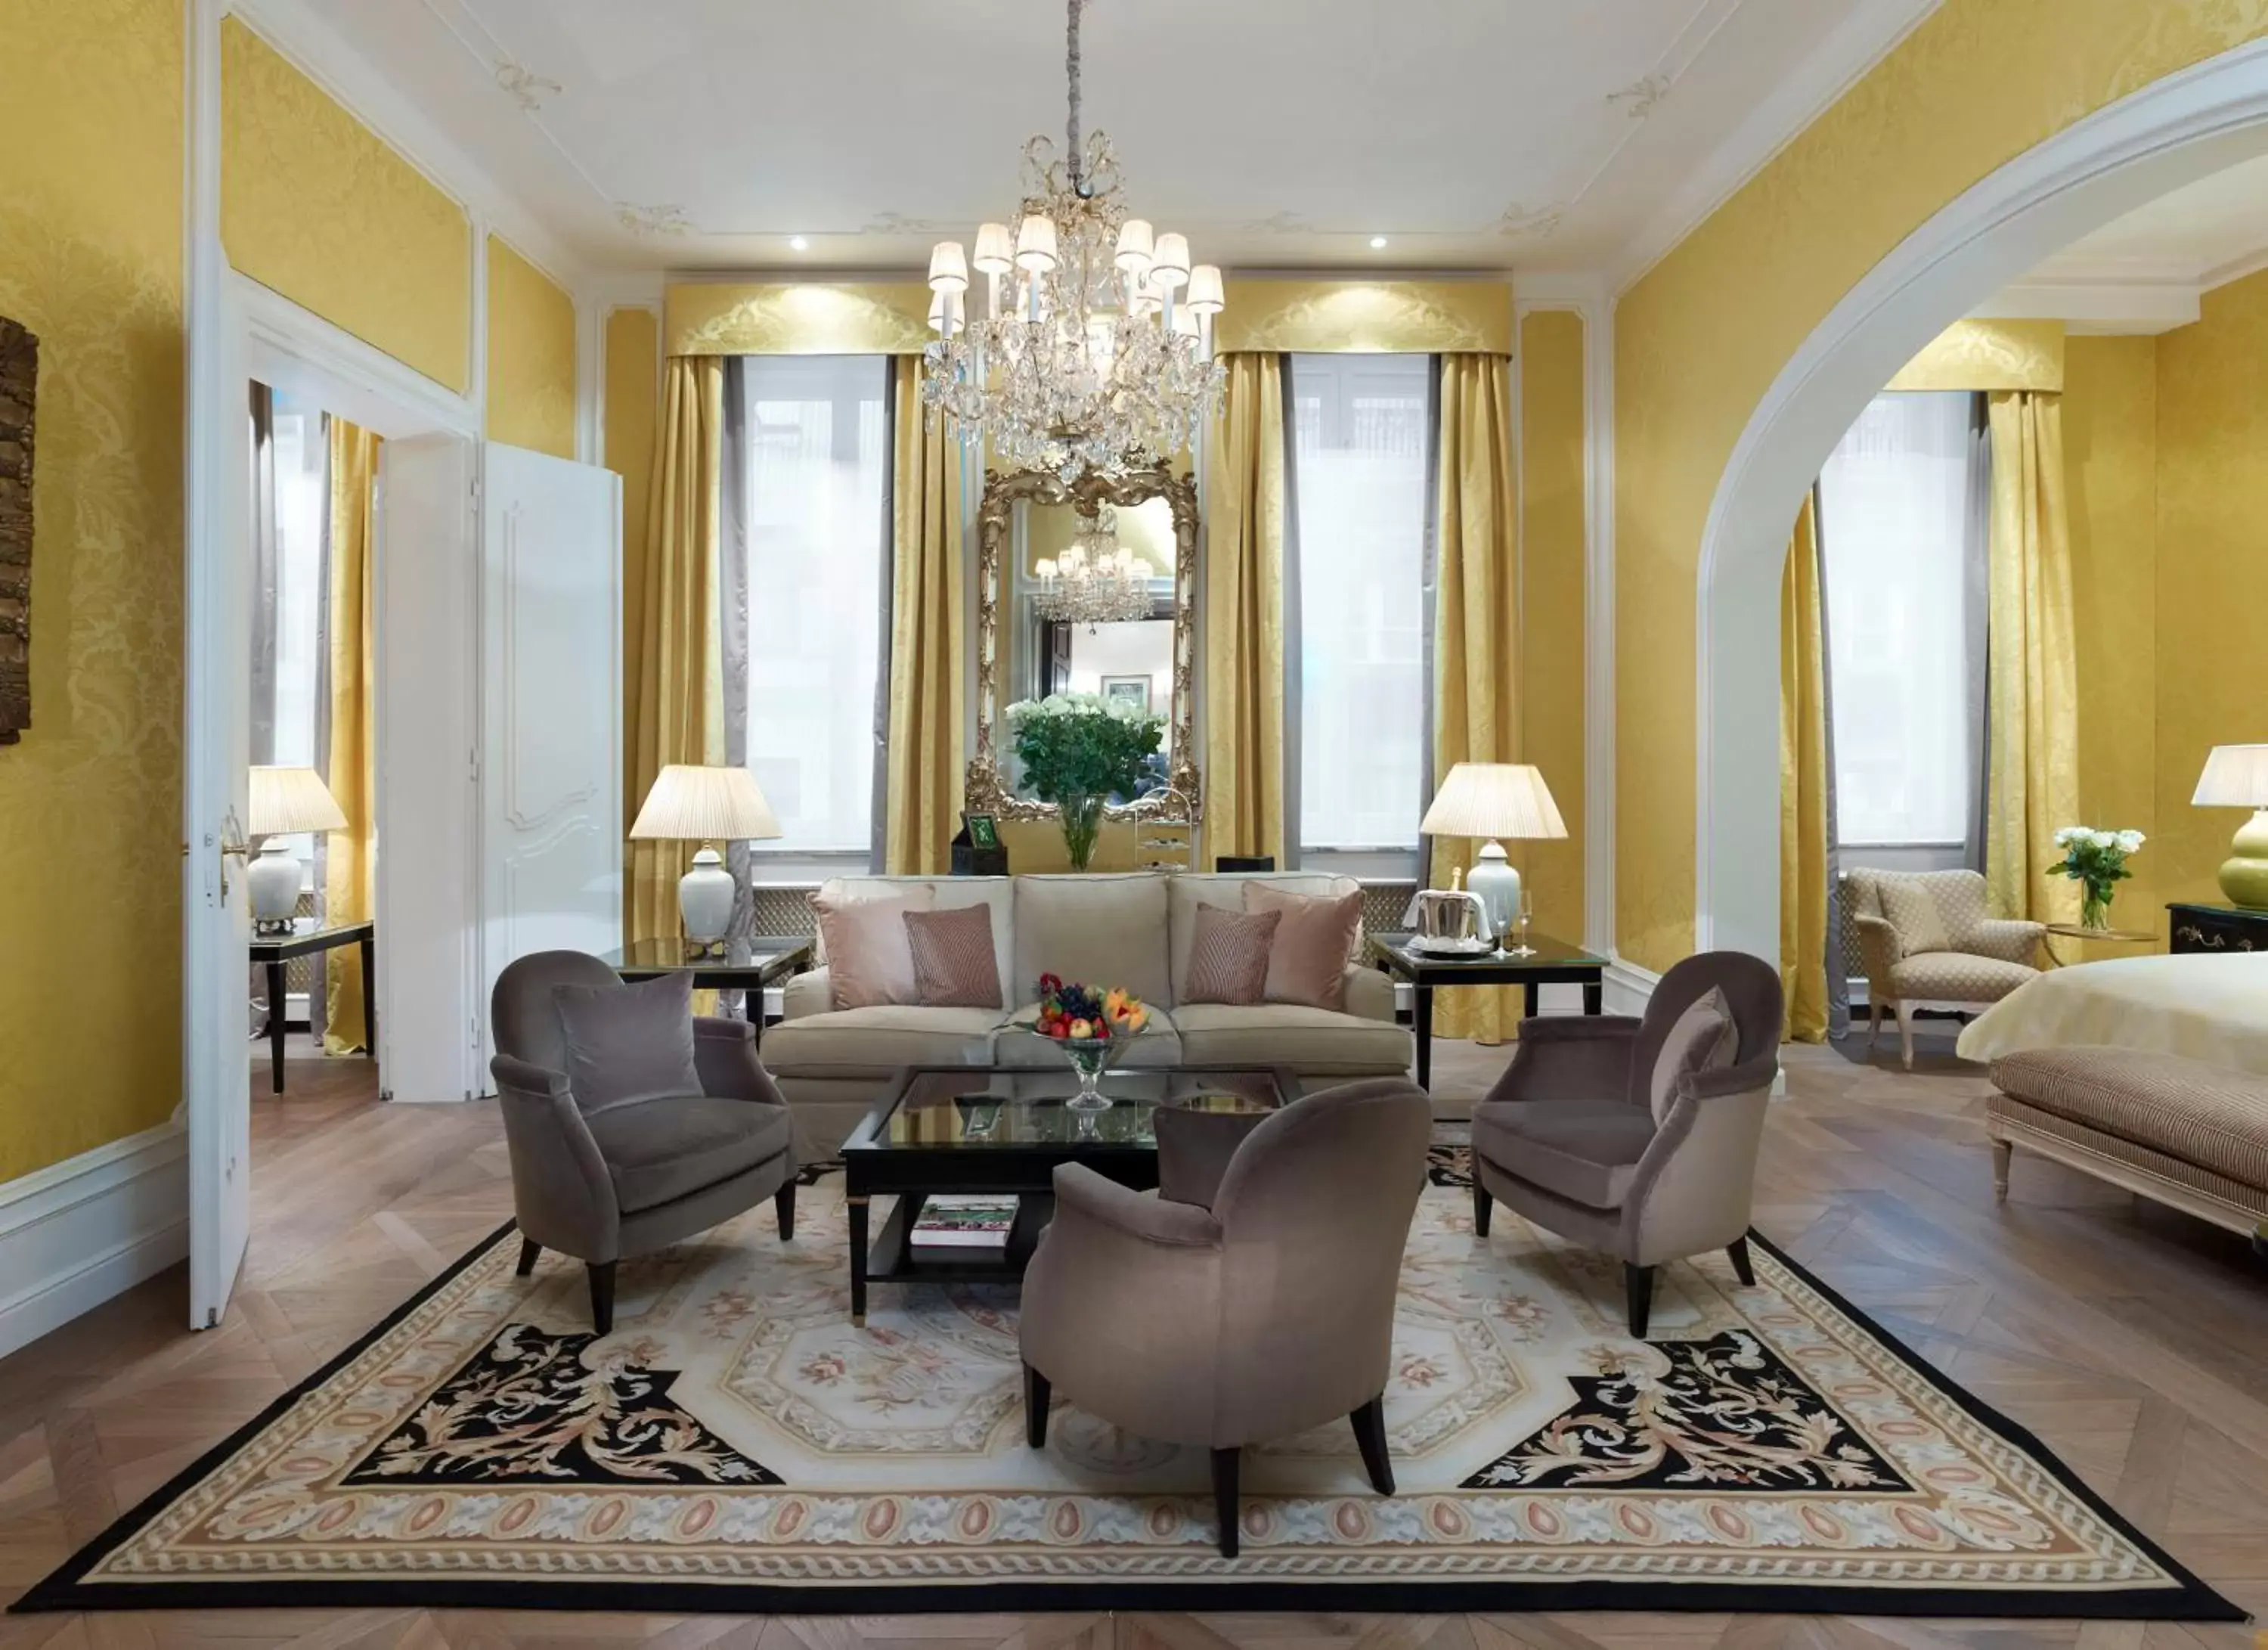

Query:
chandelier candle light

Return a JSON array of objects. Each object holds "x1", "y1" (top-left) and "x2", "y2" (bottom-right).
[
  {"x1": 1035, "y1": 506, "x2": 1152, "y2": 627},
  {"x1": 922, "y1": 0, "x2": 1225, "y2": 482}
]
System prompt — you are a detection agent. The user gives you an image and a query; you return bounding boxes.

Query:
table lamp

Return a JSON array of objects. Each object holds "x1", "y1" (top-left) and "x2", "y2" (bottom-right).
[
  {"x1": 246, "y1": 765, "x2": 348, "y2": 936},
  {"x1": 1419, "y1": 762, "x2": 1567, "y2": 957},
  {"x1": 629, "y1": 764, "x2": 782, "y2": 953},
  {"x1": 2192, "y1": 744, "x2": 2268, "y2": 910}
]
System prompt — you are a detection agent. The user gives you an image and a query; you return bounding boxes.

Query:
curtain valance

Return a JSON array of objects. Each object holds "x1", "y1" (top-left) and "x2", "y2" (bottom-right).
[
  {"x1": 666, "y1": 283, "x2": 934, "y2": 357},
  {"x1": 1216, "y1": 280, "x2": 1512, "y2": 355},
  {"x1": 1888, "y1": 319, "x2": 2065, "y2": 394}
]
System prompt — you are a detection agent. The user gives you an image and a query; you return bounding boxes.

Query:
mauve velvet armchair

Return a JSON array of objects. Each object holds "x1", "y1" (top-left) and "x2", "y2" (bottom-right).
[
  {"x1": 1018, "y1": 1078, "x2": 1433, "y2": 1558},
  {"x1": 489, "y1": 951, "x2": 797, "y2": 1334},
  {"x1": 1470, "y1": 951, "x2": 1783, "y2": 1338}
]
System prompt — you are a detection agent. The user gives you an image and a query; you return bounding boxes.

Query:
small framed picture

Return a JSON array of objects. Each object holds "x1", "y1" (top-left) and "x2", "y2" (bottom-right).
[
  {"x1": 964, "y1": 811, "x2": 1000, "y2": 851},
  {"x1": 1100, "y1": 675, "x2": 1152, "y2": 714}
]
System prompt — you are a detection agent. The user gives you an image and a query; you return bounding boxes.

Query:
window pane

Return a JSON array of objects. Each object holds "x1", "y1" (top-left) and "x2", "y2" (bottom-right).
[
  {"x1": 269, "y1": 392, "x2": 327, "y2": 771},
  {"x1": 1290, "y1": 353, "x2": 1430, "y2": 851},
  {"x1": 1817, "y1": 391, "x2": 1979, "y2": 847},
  {"x1": 742, "y1": 356, "x2": 888, "y2": 853}
]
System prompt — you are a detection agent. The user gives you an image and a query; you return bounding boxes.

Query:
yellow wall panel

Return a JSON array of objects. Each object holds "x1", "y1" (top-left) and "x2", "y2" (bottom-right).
[
  {"x1": 2155, "y1": 270, "x2": 2268, "y2": 915},
  {"x1": 487, "y1": 236, "x2": 578, "y2": 460},
  {"x1": 605, "y1": 305, "x2": 659, "y2": 837},
  {"x1": 0, "y1": 0, "x2": 185, "y2": 1180},
  {"x1": 2062, "y1": 335, "x2": 2161, "y2": 938},
  {"x1": 1518, "y1": 310, "x2": 1586, "y2": 943},
  {"x1": 222, "y1": 17, "x2": 470, "y2": 392},
  {"x1": 1613, "y1": 0, "x2": 2268, "y2": 971}
]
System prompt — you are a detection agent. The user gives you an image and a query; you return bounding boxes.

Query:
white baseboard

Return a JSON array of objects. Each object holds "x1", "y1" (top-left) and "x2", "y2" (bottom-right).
[
  {"x1": 1603, "y1": 955, "x2": 1659, "y2": 1016},
  {"x1": 0, "y1": 1122, "x2": 188, "y2": 1360}
]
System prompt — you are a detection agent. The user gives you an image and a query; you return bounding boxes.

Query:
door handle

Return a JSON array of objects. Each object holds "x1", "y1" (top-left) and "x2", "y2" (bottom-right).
[{"x1": 218, "y1": 805, "x2": 250, "y2": 900}]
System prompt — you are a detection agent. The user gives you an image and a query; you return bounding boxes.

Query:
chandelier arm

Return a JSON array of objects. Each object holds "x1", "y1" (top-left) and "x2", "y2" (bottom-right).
[{"x1": 1066, "y1": 0, "x2": 1085, "y2": 194}]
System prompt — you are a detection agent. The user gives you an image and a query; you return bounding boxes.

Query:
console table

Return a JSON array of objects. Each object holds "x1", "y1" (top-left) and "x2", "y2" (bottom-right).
[
  {"x1": 250, "y1": 918, "x2": 374, "y2": 1095},
  {"x1": 2168, "y1": 902, "x2": 2268, "y2": 954},
  {"x1": 1371, "y1": 932, "x2": 1608, "y2": 1090}
]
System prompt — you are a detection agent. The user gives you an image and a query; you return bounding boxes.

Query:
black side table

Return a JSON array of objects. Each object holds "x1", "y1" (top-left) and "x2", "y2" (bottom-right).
[
  {"x1": 603, "y1": 936, "x2": 813, "y2": 1043},
  {"x1": 1370, "y1": 931, "x2": 1608, "y2": 1090},
  {"x1": 2167, "y1": 902, "x2": 2268, "y2": 954},
  {"x1": 249, "y1": 918, "x2": 375, "y2": 1095}
]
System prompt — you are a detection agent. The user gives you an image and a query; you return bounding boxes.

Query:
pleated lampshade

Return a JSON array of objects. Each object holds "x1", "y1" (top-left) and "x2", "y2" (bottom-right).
[
  {"x1": 249, "y1": 765, "x2": 348, "y2": 836},
  {"x1": 1419, "y1": 762, "x2": 1567, "y2": 841},
  {"x1": 2192, "y1": 745, "x2": 2268, "y2": 808},
  {"x1": 629, "y1": 764, "x2": 782, "y2": 842}
]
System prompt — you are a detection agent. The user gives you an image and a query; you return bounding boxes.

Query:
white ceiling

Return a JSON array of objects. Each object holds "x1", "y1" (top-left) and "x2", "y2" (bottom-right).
[{"x1": 302, "y1": 0, "x2": 1937, "y2": 276}]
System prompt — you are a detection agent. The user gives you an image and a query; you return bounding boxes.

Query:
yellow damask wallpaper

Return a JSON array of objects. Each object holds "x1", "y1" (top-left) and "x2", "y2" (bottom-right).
[
  {"x1": 486, "y1": 236, "x2": 578, "y2": 460},
  {"x1": 1518, "y1": 310, "x2": 1586, "y2": 943},
  {"x1": 1613, "y1": 0, "x2": 2268, "y2": 972},
  {"x1": 221, "y1": 17, "x2": 471, "y2": 393},
  {"x1": 605, "y1": 305, "x2": 659, "y2": 836},
  {"x1": 0, "y1": 0, "x2": 185, "y2": 1180}
]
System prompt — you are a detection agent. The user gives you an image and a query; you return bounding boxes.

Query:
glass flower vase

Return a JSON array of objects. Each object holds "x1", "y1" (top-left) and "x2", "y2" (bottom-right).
[
  {"x1": 1058, "y1": 794, "x2": 1105, "y2": 872},
  {"x1": 2081, "y1": 888, "x2": 2114, "y2": 932}
]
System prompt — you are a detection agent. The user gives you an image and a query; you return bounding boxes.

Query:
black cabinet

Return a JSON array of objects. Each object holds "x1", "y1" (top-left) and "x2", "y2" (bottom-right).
[{"x1": 2167, "y1": 902, "x2": 2268, "y2": 954}]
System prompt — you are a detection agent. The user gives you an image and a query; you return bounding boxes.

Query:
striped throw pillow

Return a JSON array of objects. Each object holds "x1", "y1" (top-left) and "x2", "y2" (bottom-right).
[
  {"x1": 1182, "y1": 905, "x2": 1282, "y2": 1006},
  {"x1": 903, "y1": 904, "x2": 1004, "y2": 1009}
]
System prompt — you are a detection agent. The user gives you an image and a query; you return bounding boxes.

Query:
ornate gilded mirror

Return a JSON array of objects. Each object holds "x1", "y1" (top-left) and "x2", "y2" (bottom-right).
[{"x1": 966, "y1": 464, "x2": 1201, "y2": 829}]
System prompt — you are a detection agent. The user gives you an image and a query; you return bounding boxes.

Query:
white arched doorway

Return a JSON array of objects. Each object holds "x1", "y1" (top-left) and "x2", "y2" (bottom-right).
[{"x1": 1693, "y1": 39, "x2": 2268, "y2": 963}]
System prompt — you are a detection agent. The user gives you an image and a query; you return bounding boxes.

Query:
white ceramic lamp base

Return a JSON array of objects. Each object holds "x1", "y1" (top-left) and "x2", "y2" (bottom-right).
[
  {"x1": 678, "y1": 847, "x2": 737, "y2": 951},
  {"x1": 246, "y1": 840, "x2": 304, "y2": 935},
  {"x1": 1464, "y1": 841, "x2": 1526, "y2": 957}
]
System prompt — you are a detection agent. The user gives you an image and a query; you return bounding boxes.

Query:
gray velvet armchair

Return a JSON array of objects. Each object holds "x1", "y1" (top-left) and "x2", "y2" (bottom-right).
[
  {"x1": 1470, "y1": 952, "x2": 1782, "y2": 1338},
  {"x1": 1018, "y1": 1078, "x2": 1433, "y2": 1558},
  {"x1": 490, "y1": 951, "x2": 797, "y2": 1335}
]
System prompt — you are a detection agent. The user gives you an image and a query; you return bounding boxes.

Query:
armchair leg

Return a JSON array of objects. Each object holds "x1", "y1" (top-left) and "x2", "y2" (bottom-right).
[
  {"x1": 1727, "y1": 1236, "x2": 1755, "y2": 1287},
  {"x1": 514, "y1": 1237, "x2": 541, "y2": 1276},
  {"x1": 1349, "y1": 1394, "x2": 1394, "y2": 1495},
  {"x1": 1211, "y1": 1446, "x2": 1241, "y2": 1559},
  {"x1": 1867, "y1": 1003, "x2": 1881, "y2": 1048},
  {"x1": 1624, "y1": 1263, "x2": 1655, "y2": 1338},
  {"x1": 1024, "y1": 1362, "x2": 1051, "y2": 1448},
  {"x1": 1472, "y1": 1180, "x2": 1492, "y2": 1237},
  {"x1": 587, "y1": 1261, "x2": 616, "y2": 1336},
  {"x1": 1991, "y1": 1138, "x2": 2012, "y2": 1202},
  {"x1": 1896, "y1": 1003, "x2": 1916, "y2": 1070},
  {"x1": 775, "y1": 1180, "x2": 796, "y2": 1241}
]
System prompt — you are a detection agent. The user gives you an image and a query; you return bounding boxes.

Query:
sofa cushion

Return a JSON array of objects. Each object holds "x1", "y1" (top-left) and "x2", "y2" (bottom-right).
[
  {"x1": 1012, "y1": 874, "x2": 1170, "y2": 1006},
  {"x1": 814, "y1": 884, "x2": 934, "y2": 1009},
  {"x1": 761, "y1": 1004, "x2": 1005, "y2": 1076},
  {"x1": 1891, "y1": 951, "x2": 2035, "y2": 1003},
  {"x1": 1876, "y1": 876, "x2": 1954, "y2": 957},
  {"x1": 1244, "y1": 881, "x2": 1364, "y2": 1010},
  {"x1": 1168, "y1": 873, "x2": 1357, "y2": 1003},
  {"x1": 1473, "y1": 1098, "x2": 1656, "y2": 1211},
  {"x1": 817, "y1": 877, "x2": 1013, "y2": 1002},
  {"x1": 905, "y1": 904, "x2": 1005, "y2": 1009},
  {"x1": 584, "y1": 1094, "x2": 794, "y2": 1213},
  {"x1": 1183, "y1": 905, "x2": 1281, "y2": 1005},
  {"x1": 994, "y1": 1003, "x2": 1184, "y2": 1068},
  {"x1": 1990, "y1": 1046, "x2": 2268, "y2": 1191},
  {"x1": 1169, "y1": 1002, "x2": 1411, "y2": 1074},
  {"x1": 550, "y1": 971, "x2": 703, "y2": 1115}
]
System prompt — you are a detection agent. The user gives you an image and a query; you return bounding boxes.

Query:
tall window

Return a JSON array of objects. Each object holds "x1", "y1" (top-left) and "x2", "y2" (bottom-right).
[
  {"x1": 267, "y1": 390, "x2": 328, "y2": 771},
  {"x1": 1288, "y1": 353, "x2": 1432, "y2": 855},
  {"x1": 738, "y1": 355, "x2": 889, "y2": 855},
  {"x1": 1817, "y1": 391, "x2": 1984, "y2": 849}
]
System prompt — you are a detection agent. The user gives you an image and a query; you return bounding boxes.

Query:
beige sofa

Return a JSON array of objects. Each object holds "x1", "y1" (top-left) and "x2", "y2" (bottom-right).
[{"x1": 766, "y1": 872, "x2": 1411, "y2": 1152}]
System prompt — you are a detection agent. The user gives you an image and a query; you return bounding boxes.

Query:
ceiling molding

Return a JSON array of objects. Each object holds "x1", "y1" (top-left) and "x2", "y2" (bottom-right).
[
  {"x1": 1607, "y1": 0, "x2": 1943, "y2": 296},
  {"x1": 1970, "y1": 278, "x2": 2201, "y2": 334},
  {"x1": 2201, "y1": 240, "x2": 2268, "y2": 293}
]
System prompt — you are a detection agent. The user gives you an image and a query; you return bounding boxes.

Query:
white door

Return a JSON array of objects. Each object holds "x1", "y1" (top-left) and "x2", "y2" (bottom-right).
[
  {"x1": 185, "y1": 281, "x2": 253, "y2": 1329},
  {"x1": 479, "y1": 442, "x2": 623, "y2": 1055}
]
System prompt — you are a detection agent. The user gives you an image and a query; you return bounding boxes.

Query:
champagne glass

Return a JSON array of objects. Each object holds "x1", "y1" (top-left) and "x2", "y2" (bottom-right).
[{"x1": 1507, "y1": 888, "x2": 1536, "y2": 958}]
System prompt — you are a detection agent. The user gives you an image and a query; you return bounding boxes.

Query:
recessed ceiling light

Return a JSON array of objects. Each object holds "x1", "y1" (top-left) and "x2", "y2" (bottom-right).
[
  {"x1": 789, "y1": 234, "x2": 810, "y2": 252},
  {"x1": 1368, "y1": 234, "x2": 1388, "y2": 250}
]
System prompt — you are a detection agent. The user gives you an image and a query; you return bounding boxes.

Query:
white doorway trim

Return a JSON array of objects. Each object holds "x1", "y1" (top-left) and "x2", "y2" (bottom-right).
[{"x1": 1693, "y1": 39, "x2": 2268, "y2": 963}]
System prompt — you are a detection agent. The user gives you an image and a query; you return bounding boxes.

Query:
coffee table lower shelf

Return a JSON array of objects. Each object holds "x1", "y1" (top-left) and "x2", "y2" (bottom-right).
[{"x1": 850, "y1": 1191, "x2": 1056, "y2": 1322}]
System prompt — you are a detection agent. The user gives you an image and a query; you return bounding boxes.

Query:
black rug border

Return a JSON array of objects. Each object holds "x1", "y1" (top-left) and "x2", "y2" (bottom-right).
[{"x1": 11, "y1": 1211, "x2": 2246, "y2": 1622}]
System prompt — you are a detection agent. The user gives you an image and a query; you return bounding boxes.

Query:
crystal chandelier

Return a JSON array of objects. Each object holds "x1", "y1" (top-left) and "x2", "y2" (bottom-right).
[
  {"x1": 1033, "y1": 507, "x2": 1154, "y2": 627},
  {"x1": 921, "y1": 0, "x2": 1225, "y2": 482}
]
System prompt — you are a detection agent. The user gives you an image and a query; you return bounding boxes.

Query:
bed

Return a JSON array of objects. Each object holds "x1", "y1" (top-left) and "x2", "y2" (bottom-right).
[{"x1": 1955, "y1": 951, "x2": 2268, "y2": 1072}]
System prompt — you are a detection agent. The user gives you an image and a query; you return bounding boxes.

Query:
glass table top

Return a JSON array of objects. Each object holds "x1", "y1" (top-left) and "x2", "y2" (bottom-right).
[{"x1": 851, "y1": 1066, "x2": 1289, "y2": 1153}]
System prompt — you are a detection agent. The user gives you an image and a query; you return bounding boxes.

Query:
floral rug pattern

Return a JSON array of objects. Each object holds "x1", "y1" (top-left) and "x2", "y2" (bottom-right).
[{"x1": 20, "y1": 1164, "x2": 2235, "y2": 1618}]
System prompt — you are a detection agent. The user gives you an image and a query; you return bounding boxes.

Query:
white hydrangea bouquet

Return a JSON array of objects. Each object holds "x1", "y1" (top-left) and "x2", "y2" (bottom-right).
[
  {"x1": 1003, "y1": 691, "x2": 1165, "y2": 870},
  {"x1": 2048, "y1": 825, "x2": 2146, "y2": 929}
]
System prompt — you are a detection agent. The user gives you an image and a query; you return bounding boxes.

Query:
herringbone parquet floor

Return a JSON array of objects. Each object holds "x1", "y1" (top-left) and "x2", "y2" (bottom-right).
[{"x1": 2, "y1": 1036, "x2": 2263, "y2": 1650}]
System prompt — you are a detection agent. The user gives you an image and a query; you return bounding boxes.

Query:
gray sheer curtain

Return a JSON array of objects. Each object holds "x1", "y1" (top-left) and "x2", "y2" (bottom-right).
[
  {"x1": 1961, "y1": 393, "x2": 1993, "y2": 873},
  {"x1": 719, "y1": 358, "x2": 754, "y2": 1003}
]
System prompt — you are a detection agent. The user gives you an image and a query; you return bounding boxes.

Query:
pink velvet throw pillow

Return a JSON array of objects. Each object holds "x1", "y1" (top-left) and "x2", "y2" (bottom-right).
[
  {"x1": 814, "y1": 885, "x2": 935, "y2": 1010},
  {"x1": 903, "y1": 904, "x2": 1004, "y2": 1009},
  {"x1": 1182, "y1": 905, "x2": 1282, "y2": 1006},
  {"x1": 1243, "y1": 882, "x2": 1363, "y2": 1010}
]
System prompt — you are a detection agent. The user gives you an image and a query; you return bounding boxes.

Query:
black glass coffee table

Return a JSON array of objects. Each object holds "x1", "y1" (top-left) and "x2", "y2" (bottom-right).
[{"x1": 838, "y1": 1064, "x2": 1295, "y2": 1324}]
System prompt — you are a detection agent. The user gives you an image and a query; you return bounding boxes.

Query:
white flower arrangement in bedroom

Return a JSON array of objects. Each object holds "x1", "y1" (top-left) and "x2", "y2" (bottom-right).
[{"x1": 2047, "y1": 826, "x2": 2146, "y2": 930}]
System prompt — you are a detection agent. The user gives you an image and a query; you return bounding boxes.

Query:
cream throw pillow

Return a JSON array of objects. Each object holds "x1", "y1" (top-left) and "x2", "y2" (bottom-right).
[
  {"x1": 1876, "y1": 876, "x2": 1953, "y2": 958},
  {"x1": 1243, "y1": 882, "x2": 1364, "y2": 1010},
  {"x1": 815, "y1": 885, "x2": 936, "y2": 1009}
]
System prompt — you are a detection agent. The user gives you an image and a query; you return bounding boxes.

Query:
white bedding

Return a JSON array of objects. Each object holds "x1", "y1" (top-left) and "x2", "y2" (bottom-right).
[{"x1": 1955, "y1": 952, "x2": 2268, "y2": 1072}]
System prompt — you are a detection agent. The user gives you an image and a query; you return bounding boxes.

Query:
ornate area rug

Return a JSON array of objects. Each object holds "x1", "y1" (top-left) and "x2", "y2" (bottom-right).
[{"x1": 17, "y1": 1152, "x2": 2238, "y2": 1620}]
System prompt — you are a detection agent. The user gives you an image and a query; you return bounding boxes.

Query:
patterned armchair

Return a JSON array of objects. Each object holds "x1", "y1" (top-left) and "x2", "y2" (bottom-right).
[{"x1": 1843, "y1": 869, "x2": 2043, "y2": 1068}]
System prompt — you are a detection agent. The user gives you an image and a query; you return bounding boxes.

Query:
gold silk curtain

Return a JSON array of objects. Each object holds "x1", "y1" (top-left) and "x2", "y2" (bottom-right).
[
  {"x1": 883, "y1": 356, "x2": 965, "y2": 873},
  {"x1": 323, "y1": 420, "x2": 379, "y2": 1053},
  {"x1": 1203, "y1": 353, "x2": 1287, "y2": 867},
  {"x1": 1778, "y1": 492, "x2": 1830, "y2": 1044},
  {"x1": 1984, "y1": 392, "x2": 2080, "y2": 925},
  {"x1": 627, "y1": 356, "x2": 725, "y2": 944},
  {"x1": 1430, "y1": 354, "x2": 1521, "y2": 1044}
]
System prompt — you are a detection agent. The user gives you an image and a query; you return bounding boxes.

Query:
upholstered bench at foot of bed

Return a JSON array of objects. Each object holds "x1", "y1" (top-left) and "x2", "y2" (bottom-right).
[{"x1": 1986, "y1": 1045, "x2": 2268, "y2": 1242}]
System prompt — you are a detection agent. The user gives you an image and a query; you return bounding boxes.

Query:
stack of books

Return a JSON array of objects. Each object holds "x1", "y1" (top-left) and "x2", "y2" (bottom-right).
[{"x1": 910, "y1": 1194, "x2": 1018, "y2": 1251}]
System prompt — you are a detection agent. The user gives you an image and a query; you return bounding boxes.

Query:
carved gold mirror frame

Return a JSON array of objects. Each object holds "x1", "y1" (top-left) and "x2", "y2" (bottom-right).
[{"x1": 966, "y1": 463, "x2": 1201, "y2": 823}]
